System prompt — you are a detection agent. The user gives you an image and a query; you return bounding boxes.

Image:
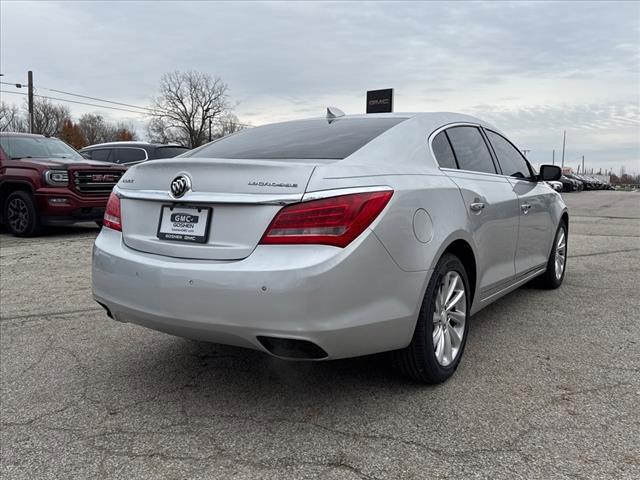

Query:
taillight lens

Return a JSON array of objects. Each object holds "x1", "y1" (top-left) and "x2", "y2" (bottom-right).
[
  {"x1": 260, "y1": 190, "x2": 393, "y2": 248},
  {"x1": 103, "y1": 192, "x2": 122, "y2": 231}
]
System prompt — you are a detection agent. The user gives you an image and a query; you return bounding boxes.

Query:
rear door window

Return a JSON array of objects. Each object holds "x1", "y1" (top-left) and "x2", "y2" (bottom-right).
[
  {"x1": 446, "y1": 126, "x2": 497, "y2": 174},
  {"x1": 85, "y1": 149, "x2": 113, "y2": 162},
  {"x1": 116, "y1": 148, "x2": 147, "y2": 164},
  {"x1": 485, "y1": 130, "x2": 531, "y2": 179},
  {"x1": 431, "y1": 131, "x2": 458, "y2": 169}
]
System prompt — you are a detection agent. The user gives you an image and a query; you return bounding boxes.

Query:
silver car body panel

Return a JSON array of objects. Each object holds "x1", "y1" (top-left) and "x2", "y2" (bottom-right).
[{"x1": 93, "y1": 112, "x2": 567, "y2": 359}]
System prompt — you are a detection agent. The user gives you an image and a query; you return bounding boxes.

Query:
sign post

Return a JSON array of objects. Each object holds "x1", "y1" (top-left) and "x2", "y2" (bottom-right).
[{"x1": 366, "y1": 89, "x2": 393, "y2": 114}]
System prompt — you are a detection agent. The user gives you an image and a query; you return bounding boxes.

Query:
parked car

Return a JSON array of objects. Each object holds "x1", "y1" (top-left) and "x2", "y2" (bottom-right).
[
  {"x1": 92, "y1": 112, "x2": 568, "y2": 384},
  {"x1": 577, "y1": 174, "x2": 602, "y2": 190},
  {"x1": 565, "y1": 174, "x2": 588, "y2": 190},
  {"x1": 546, "y1": 180, "x2": 563, "y2": 192},
  {"x1": 559, "y1": 175, "x2": 580, "y2": 192},
  {"x1": 569, "y1": 175, "x2": 584, "y2": 191},
  {"x1": 80, "y1": 142, "x2": 189, "y2": 167},
  {"x1": 586, "y1": 176, "x2": 607, "y2": 190},
  {"x1": 0, "y1": 132, "x2": 126, "y2": 236}
]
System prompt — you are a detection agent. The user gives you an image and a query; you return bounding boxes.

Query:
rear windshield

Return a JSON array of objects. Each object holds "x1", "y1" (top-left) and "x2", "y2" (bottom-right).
[
  {"x1": 185, "y1": 117, "x2": 406, "y2": 160},
  {"x1": 154, "y1": 146, "x2": 189, "y2": 159}
]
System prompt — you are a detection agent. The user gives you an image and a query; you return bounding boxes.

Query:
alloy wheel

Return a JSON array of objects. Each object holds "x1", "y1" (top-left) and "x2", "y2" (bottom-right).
[
  {"x1": 7, "y1": 197, "x2": 30, "y2": 234},
  {"x1": 432, "y1": 271, "x2": 467, "y2": 367},
  {"x1": 555, "y1": 228, "x2": 567, "y2": 280}
]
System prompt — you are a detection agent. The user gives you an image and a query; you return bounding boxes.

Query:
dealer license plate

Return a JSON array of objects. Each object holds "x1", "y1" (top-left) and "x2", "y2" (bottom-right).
[{"x1": 157, "y1": 205, "x2": 211, "y2": 244}]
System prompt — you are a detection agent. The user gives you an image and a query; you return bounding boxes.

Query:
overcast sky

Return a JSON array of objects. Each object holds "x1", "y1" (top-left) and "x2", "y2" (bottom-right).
[{"x1": 1, "y1": 1, "x2": 638, "y2": 173}]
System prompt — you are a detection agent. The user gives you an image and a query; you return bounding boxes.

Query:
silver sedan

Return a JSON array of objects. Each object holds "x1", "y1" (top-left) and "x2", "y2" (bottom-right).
[{"x1": 92, "y1": 111, "x2": 568, "y2": 383}]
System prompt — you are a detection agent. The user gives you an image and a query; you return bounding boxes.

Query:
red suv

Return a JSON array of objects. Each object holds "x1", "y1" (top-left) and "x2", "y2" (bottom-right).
[{"x1": 0, "y1": 132, "x2": 126, "y2": 236}]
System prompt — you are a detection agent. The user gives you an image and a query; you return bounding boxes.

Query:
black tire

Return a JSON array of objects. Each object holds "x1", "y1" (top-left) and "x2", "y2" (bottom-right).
[
  {"x1": 534, "y1": 221, "x2": 568, "y2": 289},
  {"x1": 4, "y1": 191, "x2": 40, "y2": 237},
  {"x1": 395, "y1": 253, "x2": 471, "y2": 384}
]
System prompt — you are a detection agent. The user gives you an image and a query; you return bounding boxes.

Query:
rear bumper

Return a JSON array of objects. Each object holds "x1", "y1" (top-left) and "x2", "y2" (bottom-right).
[{"x1": 92, "y1": 228, "x2": 429, "y2": 360}]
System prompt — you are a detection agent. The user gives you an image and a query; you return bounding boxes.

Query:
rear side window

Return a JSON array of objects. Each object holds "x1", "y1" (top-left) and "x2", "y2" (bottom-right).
[
  {"x1": 485, "y1": 130, "x2": 531, "y2": 179},
  {"x1": 431, "y1": 131, "x2": 457, "y2": 169},
  {"x1": 185, "y1": 117, "x2": 407, "y2": 160},
  {"x1": 85, "y1": 149, "x2": 113, "y2": 162},
  {"x1": 154, "y1": 146, "x2": 189, "y2": 159},
  {"x1": 116, "y1": 148, "x2": 146, "y2": 164},
  {"x1": 446, "y1": 126, "x2": 496, "y2": 174}
]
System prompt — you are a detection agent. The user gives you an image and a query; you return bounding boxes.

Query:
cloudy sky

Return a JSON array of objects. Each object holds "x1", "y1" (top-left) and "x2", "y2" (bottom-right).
[{"x1": 1, "y1": 1, "x2": 638, "y2": 173}]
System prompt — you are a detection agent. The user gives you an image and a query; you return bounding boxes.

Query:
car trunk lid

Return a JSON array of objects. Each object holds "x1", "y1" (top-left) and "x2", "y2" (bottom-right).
[{"x1": 118, "y1": 158, "x2": 318, "y2": 260}]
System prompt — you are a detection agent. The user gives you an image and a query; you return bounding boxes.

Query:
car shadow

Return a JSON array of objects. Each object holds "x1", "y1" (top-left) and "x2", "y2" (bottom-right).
[{"x1": 102, "y1": 284, "x2": 557, "y2": 402}]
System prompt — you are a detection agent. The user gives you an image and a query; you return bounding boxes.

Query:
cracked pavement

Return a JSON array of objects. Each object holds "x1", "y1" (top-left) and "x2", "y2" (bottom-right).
[{"x1": 1, "y1": 191, "x2": 639, "y2": 479}]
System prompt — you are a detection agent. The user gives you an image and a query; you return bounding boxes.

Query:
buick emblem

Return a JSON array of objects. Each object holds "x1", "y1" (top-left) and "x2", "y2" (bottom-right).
[{"x1": 170, "y1": 175, "x2": 191, "y2": 198}]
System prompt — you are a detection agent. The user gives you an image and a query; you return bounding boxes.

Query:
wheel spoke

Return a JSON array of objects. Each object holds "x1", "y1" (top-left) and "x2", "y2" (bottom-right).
[
  {"x1": 444, "y1": 272, "x2": 457, "y2": 305},
  {"x1": 435, "y1": 328, "x2": 445, "y2": 364},
  {"x1": 445, "y1": 289, "x2": 464, "y2": 312},
  {"x1": 435, "y1": 286, "x2": 443, "y2": 312},
  {"x1": 433, "y1": 325, "x2": 442, "y2": 345},
  {"x1": 448, "y1": 324, "x2": 462, "y2": 349},
  {"x1": 442, "y1": 327, "x2": 452, "y2": 365},
  {"x1": 448, "y1": 309, "x2": 465, "y2": 325}
]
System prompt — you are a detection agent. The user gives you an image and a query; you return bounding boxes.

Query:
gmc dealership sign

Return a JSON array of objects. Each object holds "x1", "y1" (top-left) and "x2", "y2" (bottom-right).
[{"x1": 366, "y1": 89, "x2": 393, "y2": 114}]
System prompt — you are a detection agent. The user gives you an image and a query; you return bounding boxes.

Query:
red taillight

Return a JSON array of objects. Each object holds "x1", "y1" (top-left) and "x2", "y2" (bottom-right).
[
  {"x1": 103, "y1": 192, "x2": 121, "y2": 231},
  {"x1": 260, "y1": 190, "x2": 393, "y2": 248}
]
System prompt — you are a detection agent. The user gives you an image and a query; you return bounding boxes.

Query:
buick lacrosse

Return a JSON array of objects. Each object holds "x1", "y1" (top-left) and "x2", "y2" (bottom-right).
[{"x1": 92, "y1": 111, "x2": 567, "y2": 383}]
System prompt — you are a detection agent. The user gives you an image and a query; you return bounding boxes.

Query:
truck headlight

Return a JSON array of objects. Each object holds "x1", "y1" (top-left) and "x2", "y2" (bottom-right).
[{"x1": 44, "y1": 170, "x2": 69, "y2": 186}]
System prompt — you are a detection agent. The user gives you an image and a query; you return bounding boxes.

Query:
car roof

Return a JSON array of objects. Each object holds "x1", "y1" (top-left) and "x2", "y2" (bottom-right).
[
  {"x1": 0, "y1": 132, "x2": 47, "y2": 138},
  {"x1": 271, "y1": 111, "x2": 493, "y2": 126},
  {"x1": 81, "y1": 141, "x2": 187, "y2": 149}
]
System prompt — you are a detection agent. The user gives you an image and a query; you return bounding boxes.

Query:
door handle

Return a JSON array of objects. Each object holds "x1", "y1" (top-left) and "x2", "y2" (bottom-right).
[
  {"x1": 470, "y1": 202, "x2": 485, "y2": 212},
  {"x1": 521, "y1": 203, "x2": 531, "y2": 214}
]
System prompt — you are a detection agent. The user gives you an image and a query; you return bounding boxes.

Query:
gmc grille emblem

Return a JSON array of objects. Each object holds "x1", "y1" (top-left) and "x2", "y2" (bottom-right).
[
  {"x1": 92, "y1": 174, "x2": 116, "y2": 182},
  {"x1": 170, "y1": 175, "x2": 191, "y2": 198}
]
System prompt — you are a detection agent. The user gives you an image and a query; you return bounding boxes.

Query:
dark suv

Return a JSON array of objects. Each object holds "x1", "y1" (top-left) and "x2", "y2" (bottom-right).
[
  {"x1": 0, "y1": 132, "x2": 126, "y2": 236},
  {"x1": 80, "y1": 142, "x2": 189, "y2": 167}
]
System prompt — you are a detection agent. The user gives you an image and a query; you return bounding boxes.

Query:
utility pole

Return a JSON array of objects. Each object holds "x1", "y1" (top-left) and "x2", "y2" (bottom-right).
[
  {"x1": 208, "y1": 118, "x2": 212, "y2": 142},
  {"x1": 561, "y1": 129, "x2": 566, "y2": 169},
  {"x1": 552, "y1": 149, "x2": 555, "y2": 165},
  {"x1": 27, "y1": 70, "x2": 34, "y2": 134},
  {"x1": 582, "y1": 155, "x2": 585, "y2": 174}
]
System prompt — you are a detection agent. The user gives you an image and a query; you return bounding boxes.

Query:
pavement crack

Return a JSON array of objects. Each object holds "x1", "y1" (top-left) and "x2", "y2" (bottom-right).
[
  {"x1": 569, "y1": 247, "x2": 640, "y2": 259},
  {"x1": 0, "y1": 307, "x2": 102, "y2": 323}
]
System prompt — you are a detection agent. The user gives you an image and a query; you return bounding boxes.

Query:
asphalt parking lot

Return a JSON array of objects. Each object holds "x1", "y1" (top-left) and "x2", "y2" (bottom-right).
[{"x1": 1, "y1": 190, "x2": 639, "y2": 479}]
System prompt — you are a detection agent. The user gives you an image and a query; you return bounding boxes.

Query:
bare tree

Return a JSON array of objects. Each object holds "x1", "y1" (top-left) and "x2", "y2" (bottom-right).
[
  {"x1": 78, "y1": 114, "x2": 110, "y2": 145},
  {"x1": 31, "y1": 98, "x2": 71, "y2": 136},
  {"x1": 78, "y1": 114, "x2": 139, "y2": 145},
  {"x1": 146, "y1": 117, "x2": 175, "y2": 144},
  {"x1": 0, "y1": 102, "x2": 28, "y2": 132},
  {"x1": 112, "y1": 121, "x2": 138, "y2": 142},
  {"x1": 213, "y1": 113, "x2": 246, "y2": 139},
  {"x1": 150, "y1": 71, "x2": 231, "y2": 148}
]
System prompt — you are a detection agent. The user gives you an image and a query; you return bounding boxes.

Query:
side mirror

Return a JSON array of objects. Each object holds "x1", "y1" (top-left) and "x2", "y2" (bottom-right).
[{"x1": 539, "y1": 164, "x2": 561, "y2": 181}]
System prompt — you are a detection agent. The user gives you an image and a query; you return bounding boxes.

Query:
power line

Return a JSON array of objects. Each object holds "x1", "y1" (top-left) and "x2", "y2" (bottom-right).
[
  {"x1": 1, "y1": 82, "x2": 253, "y2": 127},
  {"x1": 0, "y1": 90, "x2": 151, "y2": 115},
  {"x1": 38, "y1": 86, "x2": 155, "y2": 113},
  {"x1": 1, "y1": 81, "x2": 155, "y2": 113},
  {"x1": 1, "y1": 80, "x2": 27, "y2": 87}
]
